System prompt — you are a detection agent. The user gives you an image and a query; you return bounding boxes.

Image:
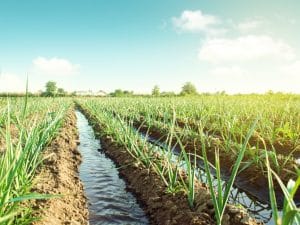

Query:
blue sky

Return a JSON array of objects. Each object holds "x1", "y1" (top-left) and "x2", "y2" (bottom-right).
[{"x1": 0, "y1": 0, "x2": 299, "y2": 94}]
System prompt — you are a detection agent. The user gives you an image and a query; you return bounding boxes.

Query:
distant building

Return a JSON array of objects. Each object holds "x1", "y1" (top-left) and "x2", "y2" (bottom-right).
[{"x1": 75, "y1": 90, "x2": 107, "y2": 96}]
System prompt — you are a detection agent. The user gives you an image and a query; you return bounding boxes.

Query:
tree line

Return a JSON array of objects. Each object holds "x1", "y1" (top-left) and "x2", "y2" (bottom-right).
[
  {"x1": 0, "y1": 81, "x2": 218, "y2": 97},
  {"x1": 110, "y1": 82, "x2": 199, "y2": 97}
]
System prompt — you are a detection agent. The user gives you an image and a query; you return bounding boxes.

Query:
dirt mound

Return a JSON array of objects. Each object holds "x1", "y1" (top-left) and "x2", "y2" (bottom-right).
[{"x1": 31, "y1": 110, "x2": 88, "y2": 225}]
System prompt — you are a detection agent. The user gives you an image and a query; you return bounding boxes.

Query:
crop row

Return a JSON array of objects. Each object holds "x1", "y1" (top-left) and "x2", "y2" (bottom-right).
[
  {"x1": 78, "y1": 97, "x2": 299, "y2": 193},
  {"x1": 88, "y1": 96, "x2": 300, "y2": 157},
  {"x1": 77, "y1": 98, "x2": 300, "y2": 225},
  {"x1": 0, "y1": 97, "x2": 71, "y2": 224}
]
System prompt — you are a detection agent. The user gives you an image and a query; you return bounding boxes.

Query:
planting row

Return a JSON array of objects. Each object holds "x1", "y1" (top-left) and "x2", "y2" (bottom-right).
[
  {"x1": 77, "y1": 99, "x2": 300, "y2": 225},
  {"x1": 1, "y1": 96, "x2": 299, "y2": 224},
  {"x1": 87, "y1": 96, "x2": 300, "y2": 158},
  {"x1": 78, "y1": 98, "x2": 299, "y2": 205},
  {"x1": 0, "y1": 97, "x2": 72, "y2": 224}
]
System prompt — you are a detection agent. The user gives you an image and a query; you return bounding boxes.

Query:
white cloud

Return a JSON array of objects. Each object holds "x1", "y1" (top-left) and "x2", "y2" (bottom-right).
[
  {"x1": 172, "y1": 10, "x2": 220, "y2": 33},
  {"x1": 198, "y1": 35, "x2": 295, "y2": 63},
  {"x1": 237, "y1": 19, "x2": 263, "y2": 32},
  {"x1": 32, "y1": 57, "x2": 80, "y2": 76},
  {"x1": 0, "y1": 73, "x2": 25, "y2": 93},
  {"x1": 203, "y1": 64, "x2": 300, "y2": 94}
]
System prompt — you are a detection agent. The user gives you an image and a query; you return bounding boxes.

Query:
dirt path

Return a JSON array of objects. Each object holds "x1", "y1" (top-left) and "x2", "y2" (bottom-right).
[{"x1": 31, "y1": 110, "x2": 89, "y2": 225}]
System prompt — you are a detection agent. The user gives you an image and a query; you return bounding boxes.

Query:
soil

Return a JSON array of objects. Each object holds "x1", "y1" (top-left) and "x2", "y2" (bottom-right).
[
  {"x1": 176, "y1": 118, "x2": 300, "y2": 159},
  {"x1": 133, "y1": 121, "x2": 300, "y2": 206},
  {"x1": 156, "y1": 116, "x2": 300, "y2": 159},
  {"x1": 78, "y1": 105, "x2": 262, "y2": 225},
  {"x1": 113, "y1": 110, "x2": 300, "y2": 158},
  {"x1": 30, "y1": 110, "x2": 89, "y2": 225}
]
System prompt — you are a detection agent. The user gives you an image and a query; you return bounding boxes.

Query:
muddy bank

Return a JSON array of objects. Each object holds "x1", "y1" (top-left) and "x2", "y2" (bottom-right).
[
  {"x1": 31, "y1": 110, "x2": 88, "y2": 225},
  {"x1": 78, "y1": 105, "x2": 261, "y2": 225},
  {"x1": 175, "y1": 118, "x2": 300, "y2": 159},
  {"x1": 133, "y1": 121, "x2": 300, "y2": 207},
  {"x1": 106, "y1": 108, "x2": 300, "y2": 159},
  {"x1": 98, "y1": 135, "x2": 215, "y2": 225}
]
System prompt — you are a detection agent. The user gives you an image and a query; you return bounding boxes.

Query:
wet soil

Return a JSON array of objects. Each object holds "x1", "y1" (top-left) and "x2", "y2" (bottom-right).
[
  {"x1": 134, "y1": 111, "x2": 300, "y2": 159},
  {"x1": 31, "y1": 110, "x2": 89, "y2": 225},
  {"x1": 175, "y1": 118, "x2": 300, "y2": 159},
  {"x1": 132, "y1": 121, "x2": 300, "y2": 207},
  {"x1": 110, "y1": 109, "x2": 300, "y2": 158},
  {"x1": 78, "y1": 105, "x2": 262, "y2": 225}
]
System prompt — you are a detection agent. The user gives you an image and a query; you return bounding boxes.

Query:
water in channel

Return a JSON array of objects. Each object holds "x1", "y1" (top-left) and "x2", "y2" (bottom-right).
[
  {"x1": 76, "y1": 111, "x2": 149, "y2": 225},
  {"x1": 137, "y1": 129, "x2": 280, "y2": 225}
]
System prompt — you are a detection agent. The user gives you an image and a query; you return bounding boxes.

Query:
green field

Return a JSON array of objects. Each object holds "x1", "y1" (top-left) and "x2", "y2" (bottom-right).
[{"x1": 0, "y1": 95, "x2": 299, "y2": 225}]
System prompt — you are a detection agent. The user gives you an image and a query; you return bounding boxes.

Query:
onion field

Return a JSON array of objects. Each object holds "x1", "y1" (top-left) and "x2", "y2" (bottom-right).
[
  {"x1": 0, "y1": 98, "x2": 70, "y2": 224},
  {"x1": 0, "y1": 95, "x2": 299, "y2": 225}
]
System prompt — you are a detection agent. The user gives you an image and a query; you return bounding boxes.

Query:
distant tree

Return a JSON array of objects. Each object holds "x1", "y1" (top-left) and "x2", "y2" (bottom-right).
[
  {"x1": 44, "y1": 81, "x2": 58, "y2": 97},
  {"x1": 123, "y1": 90, "x2": 134, "y2": 96},
  {"x1": 220, "y1": 90, "x2": 227, "y2": 95},
  {"x1": 57, "y1": 88, "x2": 67, "y2": 96},
  {"x1": 180, "y1": 82, "x2": 197, "y2": 95},
  {"x1": 152, "y1": 85, "x2": 160, "y2": 96},
  {"x1": 112, "y1": 89, "x2": 124, "y2": 97},
  {"x1": 110, "y1": 89, "x2": 134, "y2": 97}
]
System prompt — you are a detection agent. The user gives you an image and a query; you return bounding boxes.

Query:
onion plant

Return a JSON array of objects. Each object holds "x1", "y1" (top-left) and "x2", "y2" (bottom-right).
[
  {"x1": 176, "y1": 138, "x2": 197, "y2": 208},
  {"x1": 0, "y1": 97, "x2": 69, "y2": 224},
  {"x1": 200, "y1": 119, "x2": 258, "y2": 225},
  {"x1": 82, "y1": 103, "x2": 154, "y2": 168},
  {"x1": 266, "y1": 152, "x2": 300, "y2": 225},
  {"x1": 78, "y1": 97, "x2": 300, "y2": 224},
  {"x1": 95, "y1": 96, "x2": 299, "y2": 184},
  {"x1": 158, "y1": 110, "x2": 183, "y2": 193},
  {"x1": 80, "y1": 102, "x2": 189, "y2": 196}
]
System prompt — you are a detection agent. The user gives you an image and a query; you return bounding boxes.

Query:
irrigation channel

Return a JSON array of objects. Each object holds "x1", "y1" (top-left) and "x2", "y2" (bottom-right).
[
  {"x1": 76, "y1": 111, "x2": 149, "y2": 225},
  {"x1": 136, "y1": 129, "x2": 281, "y2": 225},
  {"x1": 75, "y1": 108, "x2": 280, "y2": 225}
]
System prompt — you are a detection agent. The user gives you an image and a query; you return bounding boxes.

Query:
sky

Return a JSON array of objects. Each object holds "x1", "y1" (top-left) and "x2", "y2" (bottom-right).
[{"x1": 0, "y1": 0, "x2": 299, "y2": 94}]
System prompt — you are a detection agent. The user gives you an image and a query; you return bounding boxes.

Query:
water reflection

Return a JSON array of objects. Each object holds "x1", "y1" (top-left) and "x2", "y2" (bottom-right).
[{"x1": 76, "y1": 111, "x2": 149, "y2": 225}]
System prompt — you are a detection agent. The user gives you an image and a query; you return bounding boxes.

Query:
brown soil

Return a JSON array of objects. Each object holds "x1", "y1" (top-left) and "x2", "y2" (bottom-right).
[
  {"x1": 30, "y1": 110, "x2": 89, "y2": 225},
  {"x1": 113, "y1": 110, "x2": 300, "y2": 158},
  {"x1": 79, "y1": 105, "x2": 262, "y2": 225},
  {"x1": 133, "y1": 121, "x2": 300, "y2": 206},
  {"x1": 176, "y1": 118, "x2": 300, "y2": 159}
]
